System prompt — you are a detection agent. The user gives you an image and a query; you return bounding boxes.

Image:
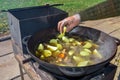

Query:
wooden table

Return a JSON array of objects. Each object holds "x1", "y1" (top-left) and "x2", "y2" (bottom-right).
[{"x1": 15, "y1": 16, "x2": 120, "y2": 80}]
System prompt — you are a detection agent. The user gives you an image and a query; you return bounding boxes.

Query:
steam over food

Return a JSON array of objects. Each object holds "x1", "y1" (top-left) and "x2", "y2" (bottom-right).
[{"x1": 35, "y1": 27, "x2": 103, "y2": 67}]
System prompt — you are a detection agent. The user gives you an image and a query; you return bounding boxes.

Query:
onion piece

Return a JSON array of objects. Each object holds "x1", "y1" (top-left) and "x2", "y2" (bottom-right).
[{"x1": 93, "y1": 49, "x2": 102, "y2": 59}]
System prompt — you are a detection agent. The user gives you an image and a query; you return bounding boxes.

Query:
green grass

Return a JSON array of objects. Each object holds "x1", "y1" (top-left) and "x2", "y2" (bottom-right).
[
  {"x1": 0, "y1": 0, "x2": 106, "y2": 34},
  {"x1": 0, "y1": 0, "x2": 106, "y2": 15}
]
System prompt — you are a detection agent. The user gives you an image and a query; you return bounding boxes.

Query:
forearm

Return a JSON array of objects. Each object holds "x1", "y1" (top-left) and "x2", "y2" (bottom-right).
[{"x1": 72, "y1": 14, "x2": 81, "y2": 23}]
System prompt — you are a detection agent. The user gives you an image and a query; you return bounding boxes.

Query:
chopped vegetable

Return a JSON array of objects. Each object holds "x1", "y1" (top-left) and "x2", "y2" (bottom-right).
[
  {"x1": 43, "y1": 50, "x2": 52, "y2": 57},
  {"x1": 53, "y1": 50, "x2": 60, "y2": 57},
  {"x1": 35, "y1": 51, "x2": 40, "y2": 57},
  {"x1": 62, "y1": 36, "x2": 69, "y2": 43},
  {"x1": 92, "y1": 43, "x2": 99, "y2": 48},
  {"x1": 49, "y1": 39, "x2": 58, "y2": 45},
  {"x1": 80, "y1": 50, "x2": 90, "y2": 56},
  {"x1": 57, "y1": 44, "x2": 63, "y2": 50},
  {"x1": 83, "y1": 41, "x2": 92, "y2": 48},
  {"x1": 93, "y1": 49, "x2": 102, "y2": 59},
  {"x1": 46, "y1": 44, "x2": 58, "y2": 51},
  {"x1": 69, "y1": 38, "x2": 75, "y2": 42},
  {"x1": 40, "y1": 55, "x2": 45, "y2": 60},
  {"x1": 73, "y1": 56, "x2": 81, "y2": 62},
  {"x1": 58, "y1": 49, "x2": 66, "y2": 59},
  {"x1": 74, "y1": 41, "x2": 81, "y2": 45},
  {"x1": 58, "y1": 53, "x2": 65, "y2": 59},
  {"x1": 38, "y1": 43, "x2": 44, "y2": 51},
  {"x1": 58, "y1": 33, "x2": 64, "y2": 39},
  {"x1": 83, "y1": 49, "x2": 92, "y2": 54},
  {"x1": 58, "y1": 27, "x2": 67, "y2": 38},
  {"x1": 68, "y1": 50, "x2": 74, "y2": 56},
  {"x1": 77, "y1": 61, "x2": 89, "y2": 67}
]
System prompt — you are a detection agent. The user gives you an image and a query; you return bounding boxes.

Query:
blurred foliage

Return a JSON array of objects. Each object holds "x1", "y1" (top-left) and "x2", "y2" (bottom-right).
[{"x1": 0, "y1": 12, "x2": 8, "y2": 34}]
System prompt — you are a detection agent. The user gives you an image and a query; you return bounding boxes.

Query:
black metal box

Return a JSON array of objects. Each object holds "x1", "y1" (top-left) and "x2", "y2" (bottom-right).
[{"x1": 7, "y1": 5, "x2": 68, "y2": 55}]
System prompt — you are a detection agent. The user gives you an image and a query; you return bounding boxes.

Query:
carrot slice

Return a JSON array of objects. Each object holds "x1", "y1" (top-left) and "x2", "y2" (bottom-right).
[{"x1": 58, "y1": 53, "x2": 65, "y2": 59}]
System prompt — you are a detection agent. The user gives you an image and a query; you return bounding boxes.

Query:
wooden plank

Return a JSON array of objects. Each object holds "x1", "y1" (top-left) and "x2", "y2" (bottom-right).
[
  {"x1": 80, "y1": 16, "x2": 120, "y2": 34},
  {"x1": 109, "y1": 29, "x2": 120, "y2": 39},
  {"x1": 15, "y1": 54, "x2": 57, "y2": 80},
  {"x1": 15, "y1": 54, "x2": 42, "y2": 80}
]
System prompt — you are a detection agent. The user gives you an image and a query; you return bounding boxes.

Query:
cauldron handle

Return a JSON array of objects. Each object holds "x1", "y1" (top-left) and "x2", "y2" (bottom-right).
[
  {"x1": 22, "y1": 35, "x2": 32, "y2": 46},
  {"x1": 58, "y1": 67, "x2": 85, "y2": 77},
  {"x1": 22, "y1": 35, "x2": 33, "y2": 63},
  {"x1": 112, "y1": 37, "x2": 120, "y2": 46}
]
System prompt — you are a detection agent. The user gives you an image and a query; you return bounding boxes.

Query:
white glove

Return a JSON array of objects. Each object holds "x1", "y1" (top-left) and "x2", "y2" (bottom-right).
[{"x1": 57, "y1": 14, "x2": 81, "y2": 33}]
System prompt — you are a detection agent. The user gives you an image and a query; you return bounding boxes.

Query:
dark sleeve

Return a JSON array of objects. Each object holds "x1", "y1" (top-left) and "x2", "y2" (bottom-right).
[
  {"x1": 78, "y1": 12, "x2": 89, "y2": 21},
  {"x1": 78, "y1": 0, "x2": 119, "y2": 21}
]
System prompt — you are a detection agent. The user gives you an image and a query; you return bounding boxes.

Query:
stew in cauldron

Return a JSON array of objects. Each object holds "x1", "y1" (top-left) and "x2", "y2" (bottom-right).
[{"x1": 35, "y1": 27, "x2": 103, "y2": 67}]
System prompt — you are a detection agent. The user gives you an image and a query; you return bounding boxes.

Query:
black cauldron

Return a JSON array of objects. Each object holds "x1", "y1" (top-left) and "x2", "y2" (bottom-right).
[{"x1": 23, "y1": 26, "x2": 120, "y2": 77}]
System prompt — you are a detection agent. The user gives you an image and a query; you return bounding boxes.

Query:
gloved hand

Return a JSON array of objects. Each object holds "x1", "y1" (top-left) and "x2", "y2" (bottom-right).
[{"x1": 57, "y1": 14, "x2": 81, "y2": 33}]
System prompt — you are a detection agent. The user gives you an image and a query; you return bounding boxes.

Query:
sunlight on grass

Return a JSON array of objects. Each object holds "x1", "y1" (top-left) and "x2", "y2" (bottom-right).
[{"x1": 0, "y1": 0, "x2": 105, "y2": 14}]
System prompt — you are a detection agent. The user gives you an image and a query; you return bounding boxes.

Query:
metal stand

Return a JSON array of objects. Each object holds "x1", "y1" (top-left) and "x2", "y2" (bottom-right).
[
  {"x1": 15, "y1": 54, "x2": 42, "y2": 80},
  {"x1": 19, "y1": 63, "x2": 24, "y2": 80}
]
